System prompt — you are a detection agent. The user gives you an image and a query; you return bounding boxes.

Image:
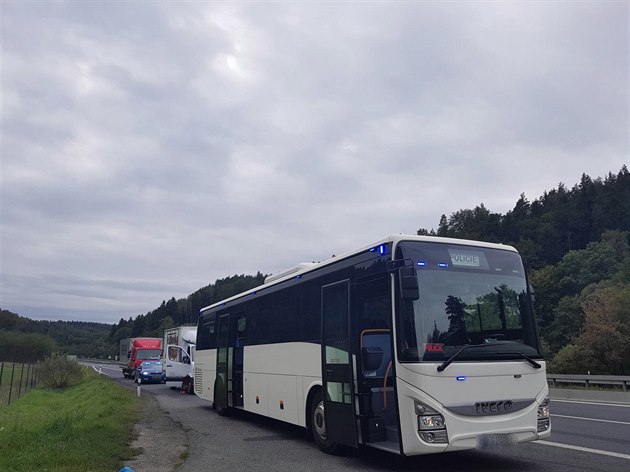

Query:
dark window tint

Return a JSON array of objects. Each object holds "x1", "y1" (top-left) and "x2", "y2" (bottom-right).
[{"x1": 197, "y1": 316, "x2": 217, "y2": 350}]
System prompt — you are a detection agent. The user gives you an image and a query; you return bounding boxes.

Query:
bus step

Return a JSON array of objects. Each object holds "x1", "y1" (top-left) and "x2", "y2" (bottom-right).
[
  {"x1": 385, "y1": 425, "x2": 399, "y2": 443},
  {"x1": 365, "y1": 417, "x2": 387, "y2": 442}
]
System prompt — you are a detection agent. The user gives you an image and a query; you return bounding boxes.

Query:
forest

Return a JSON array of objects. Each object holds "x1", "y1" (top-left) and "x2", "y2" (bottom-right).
[
  {"x1": 1, "y1": 166, "x2": 628, "y2": 374},
  {"x1": 416, "y1": 167, "x2": 630, "y2": 375}
]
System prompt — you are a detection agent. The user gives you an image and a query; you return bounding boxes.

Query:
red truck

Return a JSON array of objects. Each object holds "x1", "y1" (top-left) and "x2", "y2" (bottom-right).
[{"x1": 119, "y1": 337, "x2": 162, "y2": 380}]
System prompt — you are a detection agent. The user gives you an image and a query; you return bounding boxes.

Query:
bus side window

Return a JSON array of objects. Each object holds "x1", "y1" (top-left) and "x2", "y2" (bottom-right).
[{"x1": 202, "y1": 320, "x2": 216, "y2": 350}]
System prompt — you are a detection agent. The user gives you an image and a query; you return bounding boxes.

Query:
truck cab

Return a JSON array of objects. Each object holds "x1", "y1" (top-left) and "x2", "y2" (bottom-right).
[
  {"x1": 120, "y1": 337, "x2": 162, "y2": 379},
  {"x1": 163, "y1": 326, "x2": 197, "y2": 389}
]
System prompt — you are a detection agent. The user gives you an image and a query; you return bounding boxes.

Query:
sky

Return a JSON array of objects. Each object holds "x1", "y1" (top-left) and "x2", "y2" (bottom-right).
[{"x1": 1, "y1": 1, "x2": 628, "y2": 325}]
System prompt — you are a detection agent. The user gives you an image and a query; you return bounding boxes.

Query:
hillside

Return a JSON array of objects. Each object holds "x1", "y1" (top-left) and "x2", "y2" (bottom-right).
[
  {"x1": 0, "y1": 309, "x2": 113, "y2": 360},
  {"x1": 3, "y1": 166, "x2": 628, "y2": 373},
  {"x1": 418, "y1": 166, "x2": 630, "y2": 374}
]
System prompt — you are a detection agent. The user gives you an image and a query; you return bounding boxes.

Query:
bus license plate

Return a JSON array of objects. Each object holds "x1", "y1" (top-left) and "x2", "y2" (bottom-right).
[{"x1": 478, "y1": 434, "x2": 514, "y2": 449}]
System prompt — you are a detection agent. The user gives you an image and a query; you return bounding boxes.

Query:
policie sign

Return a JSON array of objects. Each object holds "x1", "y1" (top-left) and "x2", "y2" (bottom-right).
[{"x1": 448, "y1": 249, "x2": 489, "y2": 269}]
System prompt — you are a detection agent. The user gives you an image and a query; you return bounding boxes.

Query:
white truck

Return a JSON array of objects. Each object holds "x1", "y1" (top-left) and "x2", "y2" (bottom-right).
[{"x1": 163, "y1": 325, "x2": 197, "y2": 392}]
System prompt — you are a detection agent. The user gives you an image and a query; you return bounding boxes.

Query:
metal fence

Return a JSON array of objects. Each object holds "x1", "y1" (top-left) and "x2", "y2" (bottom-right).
[
  {"x1": 0, "y1": 361, "x2": 41, "y2": 406},
  {"x1": 547, "y1": 374, "x2": 630, "y2": 392}
]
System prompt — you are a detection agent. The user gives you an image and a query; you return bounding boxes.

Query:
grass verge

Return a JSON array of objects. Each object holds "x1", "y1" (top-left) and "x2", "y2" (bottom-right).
[{"x1": 0, "y1": 369, "x2": 141, "y2": 472}]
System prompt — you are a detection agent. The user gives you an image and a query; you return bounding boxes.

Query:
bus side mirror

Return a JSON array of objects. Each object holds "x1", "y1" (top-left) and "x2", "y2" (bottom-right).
[
  {"x1": 529, "y1": 284, "x2": 536, "y2": 303},
  {"x1": 400, "y1": 266, "x2": 419, "y2": 300}
]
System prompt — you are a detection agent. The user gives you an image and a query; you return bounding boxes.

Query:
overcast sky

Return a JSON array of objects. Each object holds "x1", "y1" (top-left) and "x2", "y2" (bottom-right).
[{"x1": 1, "y1": 1, "x2": 628, "y2": 325}]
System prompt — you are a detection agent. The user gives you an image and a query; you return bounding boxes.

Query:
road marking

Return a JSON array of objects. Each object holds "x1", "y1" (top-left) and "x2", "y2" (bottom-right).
[
  {"x1": 551, "y1": 414, "x2": 630, "y2": 425},
  {"x1": 535, "y1": 440, "x2": 630, "y2": 460},
  {"x1": 551, "y1": 399, "x2": 630, "y2": 408}
]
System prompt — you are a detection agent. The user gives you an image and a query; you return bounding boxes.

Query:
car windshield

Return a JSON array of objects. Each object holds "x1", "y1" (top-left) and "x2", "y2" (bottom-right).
[
  {"x1": 395, "y1": 241, "x2": 541, "y2": 363},
  {"x1": 137, "y1": 350, "x2": 162, "y2": 360},
  {"x1": 141, "y1": 361, "x2": 162, "y2": 368}
]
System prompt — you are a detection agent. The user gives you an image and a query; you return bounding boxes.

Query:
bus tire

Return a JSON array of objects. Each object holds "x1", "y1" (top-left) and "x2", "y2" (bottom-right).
[
  {"x1": 216, "y1": 402, "x2": 230, "y2": 416},
  {"x1": 309, "y1": 389, "x2": 340, "y2": 454}
]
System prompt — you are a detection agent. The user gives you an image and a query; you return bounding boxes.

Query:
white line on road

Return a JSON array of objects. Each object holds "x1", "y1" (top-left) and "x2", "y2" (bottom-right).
[
  {"x1": 551, "y1": 399, "x2": 630, "y2": 408},
  {"x1": 535, "y1": 440, "x2": 630, "y2": 461},
  {"x1": 551, "y1": 413, "x2": 630, "y2": 425}
]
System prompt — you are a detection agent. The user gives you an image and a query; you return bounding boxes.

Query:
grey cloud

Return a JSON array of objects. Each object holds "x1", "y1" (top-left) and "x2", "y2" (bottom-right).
[{"x1": 2, "y1": 1, "x2": 627, "y2": 323}]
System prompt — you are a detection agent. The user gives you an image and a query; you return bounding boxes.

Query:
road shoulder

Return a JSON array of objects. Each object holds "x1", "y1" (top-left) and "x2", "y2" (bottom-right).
[{"x1": 124, "y1": 387, "x2": 189, "y2": 472}]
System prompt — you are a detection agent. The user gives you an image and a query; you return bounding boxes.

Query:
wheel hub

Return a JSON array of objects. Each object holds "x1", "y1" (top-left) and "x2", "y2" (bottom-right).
[{"x1": 313, "y1": 401, "x2": 327, "y2": 439}]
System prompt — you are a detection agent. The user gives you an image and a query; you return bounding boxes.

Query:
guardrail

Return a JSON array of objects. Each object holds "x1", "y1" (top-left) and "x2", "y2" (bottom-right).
[
  {"x1": 79, "y1": 357, "x2": 119, "y2": 365},
  {"x1": 547, "y1": 374, "x2": 630, "y2": 392}
]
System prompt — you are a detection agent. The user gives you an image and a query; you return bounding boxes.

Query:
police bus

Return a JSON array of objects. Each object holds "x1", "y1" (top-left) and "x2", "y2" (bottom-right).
[{"x1": 194, "y1": 235, "x2": 551, "y2": 455}]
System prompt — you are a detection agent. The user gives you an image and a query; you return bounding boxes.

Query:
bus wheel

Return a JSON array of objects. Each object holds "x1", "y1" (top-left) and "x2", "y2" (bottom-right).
[
  {"x1": 216, "y1": 401, "x2": 230, "y2": 416},
  {"x1": 310, "y1": 390, "x2": 340, "y2": 454}
]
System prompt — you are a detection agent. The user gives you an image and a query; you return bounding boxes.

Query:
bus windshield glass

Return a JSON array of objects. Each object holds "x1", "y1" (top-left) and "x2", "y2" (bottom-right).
[{"x1": 395, "y1": 241, "x2": 541, "y2": 363}]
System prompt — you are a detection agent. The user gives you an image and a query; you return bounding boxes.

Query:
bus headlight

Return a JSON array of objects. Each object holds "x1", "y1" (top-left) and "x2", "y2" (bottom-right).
[
  {"x1": 415, "y1": 401, "x2": 448, "y2": 444},
  {"x1": 537, "y1": 397, "x2": 550, "y2": 432},
  {"x1": 418, "y1": 415, "x2": 445, "y2": 429}
]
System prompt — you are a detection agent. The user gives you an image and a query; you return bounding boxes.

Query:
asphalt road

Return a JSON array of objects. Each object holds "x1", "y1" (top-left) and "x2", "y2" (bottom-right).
[{"x1": 85, "y1": 361, "x2": 630, "y2": 471}]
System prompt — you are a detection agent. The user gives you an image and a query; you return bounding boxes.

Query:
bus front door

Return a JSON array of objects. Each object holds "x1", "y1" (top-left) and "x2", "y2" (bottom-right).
[
  {"x1": 321, "y1": 280, "x2": 358, "y2": 448},
  {"x1": 215, "y1": 314, "x2": 230, "y2": 413}
]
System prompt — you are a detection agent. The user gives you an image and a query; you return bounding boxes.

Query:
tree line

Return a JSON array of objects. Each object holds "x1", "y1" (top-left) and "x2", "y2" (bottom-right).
[
  {"x1": 418, "y1": 166, "x2": 629, "y2": 374},
  {"x1": 0, "y1": 310, "x2": 112, "y2": 361},
  {"x1": 2, "y1": 166, "x2": 628, "y2": 373},
  {"x1": 0, "y1": 272, "x2": 267, "y2": 361},
  {"x1": 107, "y1": 272, "x2": 267, "y2": 348}
]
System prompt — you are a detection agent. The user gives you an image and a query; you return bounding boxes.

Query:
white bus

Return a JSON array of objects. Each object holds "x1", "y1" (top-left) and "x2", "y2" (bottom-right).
[{"x1": 194, "y1": 235, "x2": 551, "y2": 455}]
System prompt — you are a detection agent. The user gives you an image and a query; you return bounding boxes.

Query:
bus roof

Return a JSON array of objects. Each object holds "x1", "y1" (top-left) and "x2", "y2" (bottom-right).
[{"x1": 199, "y1": 234, "x2": 518, "y2": 313}]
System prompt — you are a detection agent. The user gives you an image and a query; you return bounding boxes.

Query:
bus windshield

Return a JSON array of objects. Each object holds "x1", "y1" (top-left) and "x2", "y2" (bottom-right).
[{"x1": 395, "y1": 241, "x2": 541, "y2": 363}]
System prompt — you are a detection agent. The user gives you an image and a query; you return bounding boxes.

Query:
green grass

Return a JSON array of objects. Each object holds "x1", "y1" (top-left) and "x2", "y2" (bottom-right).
[{"x1": 0, "y1": 370, "x2": 141, "y2": 472}]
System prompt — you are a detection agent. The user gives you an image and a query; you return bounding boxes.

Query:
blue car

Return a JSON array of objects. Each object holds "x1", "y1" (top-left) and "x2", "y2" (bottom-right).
[{"x1": 135, "y1": 360, "x2": 166, "y2": 384}]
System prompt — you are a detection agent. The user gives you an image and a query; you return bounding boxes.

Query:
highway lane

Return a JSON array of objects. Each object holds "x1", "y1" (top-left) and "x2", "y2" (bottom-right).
[
  {"x1": 545, "y1": 399, "x2": 630, "y2": 457},
  {"x1": 84, "y1": 361, "x2": 630, "y2": 470}
]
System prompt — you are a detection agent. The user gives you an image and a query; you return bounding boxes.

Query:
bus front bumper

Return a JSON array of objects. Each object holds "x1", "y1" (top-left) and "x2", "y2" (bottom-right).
[{"x1": 397, "y1": 379, "x2": 551, "y2": 455}]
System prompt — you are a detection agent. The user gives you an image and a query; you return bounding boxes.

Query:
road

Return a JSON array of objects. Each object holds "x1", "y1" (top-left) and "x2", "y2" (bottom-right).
[{"x1": 85, "y1": 361, "x2": 630, "y2": 471}]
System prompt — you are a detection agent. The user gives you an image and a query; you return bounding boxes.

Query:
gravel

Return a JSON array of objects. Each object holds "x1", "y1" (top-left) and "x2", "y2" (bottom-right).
[{"x1": 117, "y1": 382, "x2": 189, "y2": 472}]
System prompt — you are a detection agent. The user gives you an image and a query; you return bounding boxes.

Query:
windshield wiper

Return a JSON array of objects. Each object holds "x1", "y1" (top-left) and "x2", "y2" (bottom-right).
[
  {"x1": 437, "y1": 343, "x2": 499, "y2": 372},
  {"x1": 504, "y1": 352, "x2": 542, "y2": 370},
  {"x1": 437, "y1": 344, "x2": 542, "y2": 372}
]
